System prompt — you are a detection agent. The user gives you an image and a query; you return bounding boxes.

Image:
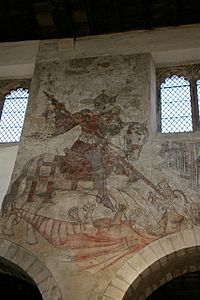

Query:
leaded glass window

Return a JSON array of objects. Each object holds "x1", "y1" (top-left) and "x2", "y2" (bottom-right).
[
  {"x1": 160, "y1": 76, "x2": 193, "y2": 133},
  {"x1": 0, "y1": 87, "x2": 29, "y2": 143},
  {"x1": 157, "y1": 65, "x2": 200, "y2": 133}
]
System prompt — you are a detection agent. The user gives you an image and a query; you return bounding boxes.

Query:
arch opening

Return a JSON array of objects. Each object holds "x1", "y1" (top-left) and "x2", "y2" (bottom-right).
[
  {"x1": 147, "y1": 271, "x2": 200, "y2": 300},
  {"x1": 122, "y1": 246, "x2": 200, "y2": 300},
  {"x1": 0, "y1": 256, "x2": 43, "y2": 300},
  {"x1": 0, "y1": 239, "x2": 63, "y2": 300}
]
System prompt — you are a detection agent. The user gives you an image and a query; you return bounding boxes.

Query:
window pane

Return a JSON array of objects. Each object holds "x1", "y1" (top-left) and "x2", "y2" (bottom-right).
[
  {"x1": 0, "y1": 88, "x2": 29, "y2": 143},
  {"x1": 160, "y1": 75, "x2": 193, "y2": 133},
  {"x1": 197, "y1": 79, "x2": 200, "y2": 121}
]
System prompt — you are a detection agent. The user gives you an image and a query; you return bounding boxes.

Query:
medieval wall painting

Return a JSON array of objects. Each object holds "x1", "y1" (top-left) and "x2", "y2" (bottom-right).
[
  {"x1": 2, "y1": 90, "x2": 154, "y2": 272},
  {"x1": 2, "y1": 90, "x2": 199, "y2": 273},
  {"x1": 159, "y1": 140, "x2": 200, "y2": 192},
  {"x1": 1, "y1": 54, "x2": 200, "y2": 282}
]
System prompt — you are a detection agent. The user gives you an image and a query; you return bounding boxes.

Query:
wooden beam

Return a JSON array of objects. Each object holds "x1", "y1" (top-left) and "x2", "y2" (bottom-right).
[
  {"x1": 63, "y1": 0, "x2": 76, "y2": 36},
  {"x1": 83, "y1": 0, "x2": 96, "y2": 34},
  {"x1": 48, "y1": 0, "x2": 76, "y2": 37},
  {"x1": 170, "y1": 0, "x2": 179, "y2": 26},
  {"x1": 141, "y1": 0, "x2": 152, "y2": 29},
  {"x1": 24, "y1": 0, "x2": 41, "y2": 39},
  {"x1": 0, "y1": 0, "x2": 16, "y2": 41},
  {"x1": 113, "y1": 0, "x2": 123, "y2": 32}
]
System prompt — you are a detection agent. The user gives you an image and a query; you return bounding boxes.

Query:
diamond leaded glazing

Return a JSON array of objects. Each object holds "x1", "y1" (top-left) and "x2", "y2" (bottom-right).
[
  {"x1": 160, "y1": 75, "x2": 193, "y2": 133},
  {"x1": 0, "y1": 88, "x2": 29, "y2": 143}
]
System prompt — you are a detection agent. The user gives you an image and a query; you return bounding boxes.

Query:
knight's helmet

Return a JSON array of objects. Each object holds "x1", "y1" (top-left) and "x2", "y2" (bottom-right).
[{"x1": 94, "y1": 90, "x2": 118, "y2": 111}]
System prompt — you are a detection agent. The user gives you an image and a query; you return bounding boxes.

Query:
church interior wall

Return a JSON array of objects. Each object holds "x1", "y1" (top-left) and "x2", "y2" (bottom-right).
[{"x1": 0, "y1": 24, "x2": 200, "y2": 299}]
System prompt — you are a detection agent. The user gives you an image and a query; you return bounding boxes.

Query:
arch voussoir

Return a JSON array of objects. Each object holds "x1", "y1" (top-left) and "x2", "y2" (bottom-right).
[
  {"x1": 0, "y1": 238, "x2": 63, "y2": 300},
  {"x1": 103, "y1": 228, "x2": 200, "y2": 300}
]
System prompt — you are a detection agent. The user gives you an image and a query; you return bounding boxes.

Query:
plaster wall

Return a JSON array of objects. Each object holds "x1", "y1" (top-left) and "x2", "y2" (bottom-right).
[
  {"x1": 37, "y1": 23, "x2": 200, "y2": 64},
  {"x1": 1, "y1": 41, "x2": 153, "y2": 299},
  {"x1": 0, "y1": 40, "x2": 38, "y2": 79},
  {"x1": 4, "y1": 48, "x2": 152, "y2": 299},
  {"x1": 0, "y1": 144, "x2": 18, "y2": 207},
  {"x1": 0, "y1": 24, "x2": 200, "y2": 300},
  {"x1": 0, "y1": 39, "x2": 38, "y2": 206},
  {"x1": 0, "y1": 79, "x2": 31, "y2": 207}
]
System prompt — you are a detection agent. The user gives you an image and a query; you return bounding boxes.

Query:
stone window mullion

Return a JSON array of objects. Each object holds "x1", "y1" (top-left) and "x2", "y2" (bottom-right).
[{"x1": 190, "y1": 77, "x2": 199, "y2": 131}]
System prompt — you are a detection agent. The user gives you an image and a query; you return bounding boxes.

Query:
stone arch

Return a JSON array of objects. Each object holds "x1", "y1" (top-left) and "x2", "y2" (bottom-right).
[
  {"x1": 103, "y1": 227, "x2": 200, "y2": 300},
  {"x1": 0, "y1": 238, "x2": 63, "y2": 300}
]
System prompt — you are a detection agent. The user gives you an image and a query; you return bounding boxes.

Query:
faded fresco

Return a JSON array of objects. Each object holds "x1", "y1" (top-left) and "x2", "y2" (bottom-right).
[
  {"x1": 1, "y1": 54, "x2": 200, "y2": 279},
  {"x1": 159, "y1": 141, "x2": 200, "y2": 192}
]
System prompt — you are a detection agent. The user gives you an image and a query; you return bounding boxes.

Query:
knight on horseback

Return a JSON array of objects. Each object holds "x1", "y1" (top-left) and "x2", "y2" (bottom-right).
[{"x1": 44, "y1": 90, "x2": 123, "y2": 211}]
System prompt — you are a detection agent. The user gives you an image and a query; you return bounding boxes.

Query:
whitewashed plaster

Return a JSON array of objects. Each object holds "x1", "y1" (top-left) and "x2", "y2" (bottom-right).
[{"x1": 0, "y1": 144, "x2": 18, "y2": 207}]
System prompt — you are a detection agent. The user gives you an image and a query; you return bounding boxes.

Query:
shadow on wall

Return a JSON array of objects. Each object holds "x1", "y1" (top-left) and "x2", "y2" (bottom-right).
[
  {"x1": 146, "y1": 270, "x2": 200, "y2": 300},
  {"x1": 0, "y1": 144, "x2": 18, "y2": 208},
  {"x1": 0, "y1": 273, "x2": 43, "y2": 300},
  {"x1": 0, "y1": 256, "x2": 42, "y2": 300}
]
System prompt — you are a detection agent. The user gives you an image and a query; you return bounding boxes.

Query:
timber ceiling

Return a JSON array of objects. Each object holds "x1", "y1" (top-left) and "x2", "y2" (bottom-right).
[{"x1": 0, "y1": 0, "x2": 200, "y2": 42}]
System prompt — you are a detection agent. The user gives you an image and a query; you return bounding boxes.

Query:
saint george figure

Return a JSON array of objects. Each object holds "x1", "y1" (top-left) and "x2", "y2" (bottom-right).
[{"x1": 44, "y1": 90, "x2": 123, "y2": 211}]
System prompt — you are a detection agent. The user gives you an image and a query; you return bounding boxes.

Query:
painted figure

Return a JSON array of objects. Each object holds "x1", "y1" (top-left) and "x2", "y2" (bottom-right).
[
  {"x1": 2, "y1": 202, "x2": 158, "y2": 271},
  {"x1": 43, "y1": 91, "x2": 124, "y2": 211},
  {"x1": 2, "y1": 91, "x2": 149, "y2": 215},
  {"x1": 42, "y1": 91, "x2": 149, "y2": 211},
  {"x1": 2, "y1": 123, "x2": 148, "y2": 215},
  {"x1": 3, "y1": 182, "x2": 194, "y2": 272}
]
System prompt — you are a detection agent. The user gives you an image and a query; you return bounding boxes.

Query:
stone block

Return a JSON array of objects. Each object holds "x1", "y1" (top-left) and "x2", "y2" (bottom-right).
[
  {"x1": 28, "y1": 261, "x2": 44, "y2": 278},
  {"x1": 181, "y1": 229, "x2": 197, "y2": 248},
  {"x1": 20, "y1": 254, "x2": 38, "y2": 272},
  {"x1": 149, "y1": 241, "x2": 166, "y2": 260},
  {"x1": 116, "y1": 263, "x2": 139, "y2": 285},
  {"x1": 34, "y1": 269, "x2": 51, "y2": 285},
  {"x1": 110, "y1": 276, "x2": 130, "y2": 293},
  {"x1": 145, "y1": 286, "x2": 153, "y2": 298},
  {"x1": 139, "y1": 245, "x2": 158, "y2": 266},
  {"x1": 58, "y1": 38, "x2": 74, "y2": 51},
  {"x1": 127, "y1": 253, "x2": 148, "y2": 274},
  {"x1": 0, "y1": 239, "x2": 12, "y2": 257},
  {"x1": 193, "y1": 227, "x2": 200, "y2": 245},
  {"x1": 104, "y1": 285, "x2": 125, "y2": 300},
  {"x1": 166, "y1": 272, "x2": 173, "y2": 282},
  {"x1": 159, "y1": 255, "x2": 167, "y2": 267},
  {"x1": 170, "y1": 233, "x2": 185, "y2": 250},
  {"x1": 159, "y1": 236, "x2": 175, "y2": 255}
]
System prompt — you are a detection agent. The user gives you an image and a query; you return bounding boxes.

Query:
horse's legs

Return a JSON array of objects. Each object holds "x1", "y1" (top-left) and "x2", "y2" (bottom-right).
[
  {"x1": 26, "y1": 223, "x2": 38, "y2": 245},
  {"x1": 2, "y1": 214, "x2": 16, "y2": 236}
]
